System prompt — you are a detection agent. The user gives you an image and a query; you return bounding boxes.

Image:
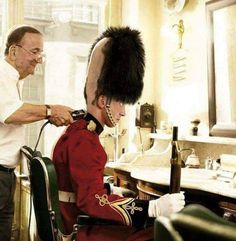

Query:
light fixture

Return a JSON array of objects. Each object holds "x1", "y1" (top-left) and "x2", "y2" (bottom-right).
[{"x1": 164, "y1": 0, "x2": 187, "y2": 14}]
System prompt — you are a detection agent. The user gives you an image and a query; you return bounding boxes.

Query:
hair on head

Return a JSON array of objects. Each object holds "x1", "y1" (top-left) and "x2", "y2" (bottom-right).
[
  {"x1": 84, "y1": 26, "x2": 145, "y2": 105},
  {"x1": 4, "y1": 25, "x2": 42, "y2": 55}
]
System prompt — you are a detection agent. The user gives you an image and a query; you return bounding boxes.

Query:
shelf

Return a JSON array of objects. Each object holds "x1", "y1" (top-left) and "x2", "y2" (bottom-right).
[{"x1": 149, "y1": 132, "x2": 236, "y2": 145}]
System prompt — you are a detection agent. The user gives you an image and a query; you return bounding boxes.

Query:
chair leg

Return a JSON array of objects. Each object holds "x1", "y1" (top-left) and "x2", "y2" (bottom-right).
[{"x1": 55, "y1": 224, "x2": 79, "y2": 241}]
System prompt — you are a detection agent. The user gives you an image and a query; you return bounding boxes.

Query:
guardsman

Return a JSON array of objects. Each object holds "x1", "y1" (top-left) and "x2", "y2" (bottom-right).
[{"x1": 53, "y1": 26, "x2": 185, "y2": 235}]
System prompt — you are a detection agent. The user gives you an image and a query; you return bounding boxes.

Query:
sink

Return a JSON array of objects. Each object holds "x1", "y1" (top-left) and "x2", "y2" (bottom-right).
[
  {"x1": 117, "y1": 152, "x2": 141, "y2": 163},
  {"x1": 106, "y1": 143, "x2": 172, "y2": 173},
  {"x1": 115, "y1": 137, "x2": 172, "y2": 165},
  {"x1": 129, "y1": 143, "x2": 172, "y2": 167}
]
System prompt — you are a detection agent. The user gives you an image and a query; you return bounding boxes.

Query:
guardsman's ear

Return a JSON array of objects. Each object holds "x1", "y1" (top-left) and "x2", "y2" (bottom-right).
[{"x1": 97, "y1": 95, "x2": 107, "y2": 109}]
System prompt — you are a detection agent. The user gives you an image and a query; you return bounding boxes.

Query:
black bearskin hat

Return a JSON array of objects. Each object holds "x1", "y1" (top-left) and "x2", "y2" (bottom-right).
[{"x1": 84, "y1": 26, "x2": 145, "y2": 105}]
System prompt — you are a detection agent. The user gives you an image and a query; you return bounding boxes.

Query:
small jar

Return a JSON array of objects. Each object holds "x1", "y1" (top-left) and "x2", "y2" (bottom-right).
[
  {"x1": 205, "y1": 157, "x2": 213, "y2": 170},
  {"x1": 191, "y1": 119, "x2": 200, "y2": 136}
]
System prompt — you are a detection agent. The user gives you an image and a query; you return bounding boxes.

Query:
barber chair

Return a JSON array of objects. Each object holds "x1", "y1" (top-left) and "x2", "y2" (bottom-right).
[
  {"x1": 21, "y1": 145, "x2": 121, "y2": 241},
  {"x1": 21, "y1": 145, "x2": 78, "y2": 241},
  {"x1": 154, "y1": 204, "x2": 236, "y2": 241}
]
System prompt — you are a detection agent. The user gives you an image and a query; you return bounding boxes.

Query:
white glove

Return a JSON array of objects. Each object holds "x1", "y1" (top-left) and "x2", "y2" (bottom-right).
[
  {"x1": 148, "y1": 192, "x2": 185, "y2": 218},
  {"x1": 110, "y1": 184, "x2": 136, "y2": 197},
  {"x1": 111, "y1": 185, "x2": 124, "y2": 196}
]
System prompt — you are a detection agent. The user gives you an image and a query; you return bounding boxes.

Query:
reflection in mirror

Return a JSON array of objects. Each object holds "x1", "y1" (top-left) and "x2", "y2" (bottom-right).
[{"x1": 207, "y1": 0, "x2": 236, "y2": 137}]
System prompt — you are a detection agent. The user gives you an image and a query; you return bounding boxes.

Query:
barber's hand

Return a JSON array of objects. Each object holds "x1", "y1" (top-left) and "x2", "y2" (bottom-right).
[
  {"x1": 111, "y1": 185, "x2": 136, "y2": 198},
  {"x1": 148, "y1": 192, "x2": 185, "y2": 218},
  {"x1": 48, "y1": 105, "x2": 74, "y2": 126}
]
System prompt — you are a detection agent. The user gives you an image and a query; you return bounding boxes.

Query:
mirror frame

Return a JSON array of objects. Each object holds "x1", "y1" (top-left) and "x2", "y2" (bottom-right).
[{"x1": 206, "y1": 0, "x2": 236, "y2": 138}]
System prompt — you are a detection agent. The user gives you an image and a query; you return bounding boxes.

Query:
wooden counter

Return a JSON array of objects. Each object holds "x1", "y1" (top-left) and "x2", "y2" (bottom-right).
[{"x1": 109, "y1": 164, "x2": 236, "y2": 222}]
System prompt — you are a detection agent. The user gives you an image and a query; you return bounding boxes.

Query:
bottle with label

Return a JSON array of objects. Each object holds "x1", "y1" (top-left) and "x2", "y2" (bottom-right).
[{"x1": 169, "y1": 126, "x2": 181, "y2": 193}]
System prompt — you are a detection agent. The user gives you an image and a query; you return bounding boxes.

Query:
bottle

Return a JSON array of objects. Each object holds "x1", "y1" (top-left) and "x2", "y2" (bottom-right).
[
  {"x1": 135, "y1": 102, "x2": 140, "y2": 126},
  {"x1": 169, "y1": 126, "x2": 181, "y2": 193}
]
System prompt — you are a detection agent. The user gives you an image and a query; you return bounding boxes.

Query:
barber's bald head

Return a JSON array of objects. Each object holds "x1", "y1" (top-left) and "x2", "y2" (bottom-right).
[{"x1": 84, "y1": 26, "x2": 145, "y2": 106}]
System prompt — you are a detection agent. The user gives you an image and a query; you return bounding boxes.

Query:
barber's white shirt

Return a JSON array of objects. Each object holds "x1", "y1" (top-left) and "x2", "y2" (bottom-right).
[{"x1": 0, "y1": 59, "x2": 25, "y2": 168}]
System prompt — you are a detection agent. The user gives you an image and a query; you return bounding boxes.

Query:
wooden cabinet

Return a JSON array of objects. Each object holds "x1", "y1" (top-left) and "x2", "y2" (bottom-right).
[
  {"x1": 219, "y1": 202, "x2": 236, "y2": 222},
  {"x1": 113, "y1": 168, "x2": 236, "y2": 222},
  {"x1": 13, "y1": 178, "x2": 39, "y2": 241},
  {"x1": 113, "y1": 168, "x2": 138, "y2": 195},
  {"x1": 137, "y1": 180, "x2": 167, "y2": 200},
  {"x1": 137, "y1": 179, "x2": 236, "y2": 222}
]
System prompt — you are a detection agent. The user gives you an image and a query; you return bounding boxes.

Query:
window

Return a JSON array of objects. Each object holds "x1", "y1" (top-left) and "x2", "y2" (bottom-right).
[
  {"x1": 0, "y1": 0, "x2": 4, "y2": 53},
  {"x1": 23, "y1": 0, "x2": 107, "y2": 155}
]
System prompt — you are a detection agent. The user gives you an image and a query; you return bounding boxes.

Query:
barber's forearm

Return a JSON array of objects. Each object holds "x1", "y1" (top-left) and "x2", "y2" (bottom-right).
[
  {"x1": 5, "y1": 103, "x2": 74, "y2": 126},
  {"x1": 4, "y1": 103, "x2": 47, "y2": 124}
]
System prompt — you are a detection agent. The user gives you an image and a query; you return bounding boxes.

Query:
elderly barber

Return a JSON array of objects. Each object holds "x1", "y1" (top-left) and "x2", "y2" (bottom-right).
[{"x1": 0, "y1": 25, "x2": 73, "y2": 241}]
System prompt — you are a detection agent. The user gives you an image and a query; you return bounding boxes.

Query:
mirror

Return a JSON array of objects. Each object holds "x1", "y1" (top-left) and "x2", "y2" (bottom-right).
[{"x1": 206, "y1": 0, "x2": 236, "y2": 137}]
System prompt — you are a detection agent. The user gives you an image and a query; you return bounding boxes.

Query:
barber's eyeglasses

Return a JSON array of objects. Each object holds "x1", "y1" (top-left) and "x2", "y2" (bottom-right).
[{"x1": 16, "y1": 44, "x2": 46, "y2": 63}]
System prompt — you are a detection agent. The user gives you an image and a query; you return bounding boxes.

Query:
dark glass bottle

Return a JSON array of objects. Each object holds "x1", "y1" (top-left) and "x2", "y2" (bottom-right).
[{"x1": 169, "y1": 126, "x2": 181, "y2": 193}]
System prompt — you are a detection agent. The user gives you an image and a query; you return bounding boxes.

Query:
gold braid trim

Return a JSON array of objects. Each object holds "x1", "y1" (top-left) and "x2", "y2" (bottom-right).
[
  {"x1": 105, "y1": 104, "x2": 117, "y2": 127},
  {"x1": 95, "y1": 194, "x2": 143, "y2": 226}
]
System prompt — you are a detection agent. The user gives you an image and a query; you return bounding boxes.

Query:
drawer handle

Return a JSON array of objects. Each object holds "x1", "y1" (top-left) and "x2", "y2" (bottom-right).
[{"x1": 223, "y1": 212, "x2": 236, "y2": 222}]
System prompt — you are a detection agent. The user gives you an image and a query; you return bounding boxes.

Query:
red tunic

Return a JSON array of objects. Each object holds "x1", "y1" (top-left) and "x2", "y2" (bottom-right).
[
  {"x1": 53, "y1": 113, "x2": 149, "y2": 234},
  {"x1": 77, "y1": 225, "x2": 153, "y2": 241}
]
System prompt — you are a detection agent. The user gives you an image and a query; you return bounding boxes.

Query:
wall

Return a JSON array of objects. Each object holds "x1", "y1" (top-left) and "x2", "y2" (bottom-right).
[
  {"x1": 115, "y1": 0, "x2": 236, "y2": 165},
  {"x1": 154, "y1": 0, "x2": 208, "y2": 135},
  {"x1": 103, "y1": 0, "x2": 159, "y2": 160},
  {"x1": 153, "y1": 0, "x2": 236, "y2": 164}
]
